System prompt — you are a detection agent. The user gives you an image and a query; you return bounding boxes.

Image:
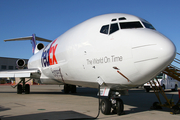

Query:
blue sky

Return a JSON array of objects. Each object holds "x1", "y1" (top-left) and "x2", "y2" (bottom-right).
[{"x1": 1, "y1": 0, "x2": 180, "y2": 66}]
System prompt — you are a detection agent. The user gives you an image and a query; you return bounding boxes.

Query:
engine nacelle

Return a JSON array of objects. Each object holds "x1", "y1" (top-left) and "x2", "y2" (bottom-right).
[
  {"x1": 34, "y1": 43, "x2": 44, "y2": 54},
  {"x1": 16, "y1": 59, "x2": 26, "y2": 69}
]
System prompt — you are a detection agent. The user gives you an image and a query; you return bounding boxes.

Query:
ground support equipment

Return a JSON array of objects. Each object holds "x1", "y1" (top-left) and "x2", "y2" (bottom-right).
[{"x1": 150, "y1": 78, "x2": 180, "y2": 114}]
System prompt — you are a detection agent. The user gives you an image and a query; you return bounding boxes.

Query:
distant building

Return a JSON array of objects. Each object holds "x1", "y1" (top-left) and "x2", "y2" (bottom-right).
[{"x1": 0, "y1": 57, "x2": 28, "y2": 71}]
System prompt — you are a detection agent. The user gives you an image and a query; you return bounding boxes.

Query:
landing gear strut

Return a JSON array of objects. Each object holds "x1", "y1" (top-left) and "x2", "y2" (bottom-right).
[
  {"x1": 100, "y1": 91, "x2": 124, "y2": 115},
  {"x1": 16, "y1": 78, "x2": 30, "y2": 94}
]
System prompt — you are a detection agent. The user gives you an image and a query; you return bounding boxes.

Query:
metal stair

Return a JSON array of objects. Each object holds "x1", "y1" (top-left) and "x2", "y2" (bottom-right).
[
  {"x1": 163, "y1": 52, "x2": 180, "y2": 81},
  {"x1": 150, "y1": 52, "x2": 180, "y2": 114}
]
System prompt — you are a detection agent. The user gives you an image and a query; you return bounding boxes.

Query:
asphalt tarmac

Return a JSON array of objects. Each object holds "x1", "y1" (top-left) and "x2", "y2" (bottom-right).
[{"x1": 0, "y1": 85, "x2": 180, "y2": 120}]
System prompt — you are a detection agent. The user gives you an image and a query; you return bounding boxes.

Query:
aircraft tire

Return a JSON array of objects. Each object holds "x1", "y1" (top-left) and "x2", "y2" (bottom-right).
[
  {"x1": 145, "y1": 88, "x2": 150, "y2": 92},
  {"x1": 116, "y1": 98, "x2": 124, "y2": 115},
  {"x1": 25, "y1": 84, "x2": 30, "y2": 94},
  {"x1": 70, "y1": 85, "x2": 76, "y2": 93},
  {"x1": 100, "y1": 98, "x2": 111, "y2": 115},
  {"x1": 172, "y1": 105, "x2": 180, "y2": 114},
  {"x1": 17, "y1": 84, "x2": 22, "y2": 94},
  {"x1": 64, "y1": 84, "x2": 70, "y2": 94},
  {"x1": 172, "y1": 84, "x2": 178, "y2": 91},
  {"x1": 162, "y1": 85, "x2": 165, "y2": 91}
]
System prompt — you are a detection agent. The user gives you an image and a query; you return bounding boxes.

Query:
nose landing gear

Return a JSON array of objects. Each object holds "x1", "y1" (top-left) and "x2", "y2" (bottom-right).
[
  {"x1": 100, "y1": 98, "x2": 111, "y2": 115},
  {"x1": 100, "y1": 90, "x2": 124, "y2": 115}
]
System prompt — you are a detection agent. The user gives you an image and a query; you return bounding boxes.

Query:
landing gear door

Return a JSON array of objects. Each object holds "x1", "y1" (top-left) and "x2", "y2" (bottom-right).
[{"x1": 98, "y1": 88, "x2": 110, "y2": 96}]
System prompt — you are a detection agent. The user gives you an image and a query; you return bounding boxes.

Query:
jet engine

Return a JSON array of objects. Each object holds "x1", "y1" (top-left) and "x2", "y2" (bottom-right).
[
  {"x1": 34, "y1": 43, "x2": 44, "y2": 54},
  {"x1": 16, "y1": 59, "x2": 26, "y2": 69}
]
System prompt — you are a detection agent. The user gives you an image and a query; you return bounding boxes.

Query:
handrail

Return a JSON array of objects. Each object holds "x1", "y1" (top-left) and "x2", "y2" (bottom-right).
[
  {"x1": 174, "y1": 60, "x2": 180, "y2": 65},
  {"x1": 175, "y1": 58, "x2": 180, "y2": 62},
  {"x1": 169, "y1": 64, "x2": 180, "y2": 71},
  {"x1": 162, "y1": 52, "x2": 180, "y2": 82}
]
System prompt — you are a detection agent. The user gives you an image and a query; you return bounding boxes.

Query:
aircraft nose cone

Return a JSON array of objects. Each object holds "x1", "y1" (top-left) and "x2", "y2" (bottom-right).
[
  {"x1": 132, "y1": 31, "x2": 176, "y2": 67},
  {"x1": 157, "y1": 35, "x2": 176, "y2": 65},
  {"x1": 132, "y1": 31, "x2": 176, "y2": 83}
]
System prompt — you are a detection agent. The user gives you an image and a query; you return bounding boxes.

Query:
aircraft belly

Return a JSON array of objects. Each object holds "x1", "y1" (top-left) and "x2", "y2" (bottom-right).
[
  {"x1": 39, "y1": 65, "x2": 64, "y2": 84},
  {"x1": 39, "y1": 78, "x2": 64, "y2": 85},
  {"x1": 59, "y1": 79, "x2": 138, "y2": 90}
]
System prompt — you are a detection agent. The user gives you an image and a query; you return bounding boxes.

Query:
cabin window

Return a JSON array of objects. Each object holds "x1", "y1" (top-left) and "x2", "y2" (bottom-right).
[
  {"x1": 156, "y1": 73, "x2": 163, "y2": 79},
  {"x1": 109, "y1": 23, "x2": 119, "y2": 34},
  {"x1": 100, "y1": 25, "x2": 109, "y2": 34},
  {"x1": 120, "y1": 21, "x2": 143, "y2": 29}
]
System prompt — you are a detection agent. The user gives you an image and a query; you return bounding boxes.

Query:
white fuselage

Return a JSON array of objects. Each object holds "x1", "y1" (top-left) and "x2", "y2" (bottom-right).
[{"x1": 28, "y1": 13, "x2": 176, "y2": 90}]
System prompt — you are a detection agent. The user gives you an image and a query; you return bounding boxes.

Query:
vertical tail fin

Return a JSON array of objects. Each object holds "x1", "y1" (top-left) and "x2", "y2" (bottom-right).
[{"x1": 31, "y1": 34, "x2": 37, "y2": 54}]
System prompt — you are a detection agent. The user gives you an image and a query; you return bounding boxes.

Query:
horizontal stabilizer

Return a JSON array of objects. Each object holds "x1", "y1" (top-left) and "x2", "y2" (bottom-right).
[{"x1": 4, "y1": 36, "x2": 52, "y2": 42}]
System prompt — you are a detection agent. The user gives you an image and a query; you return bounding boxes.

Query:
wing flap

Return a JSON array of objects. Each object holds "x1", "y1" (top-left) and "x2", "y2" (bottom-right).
[{"x1": 0, "y1": 69, "x2": 41, "y2": 78}]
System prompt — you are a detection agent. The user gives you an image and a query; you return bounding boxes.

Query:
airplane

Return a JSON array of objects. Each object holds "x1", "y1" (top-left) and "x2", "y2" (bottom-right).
[{"x1": 0, "y1": 13, "x2": 176, "y2": 115}]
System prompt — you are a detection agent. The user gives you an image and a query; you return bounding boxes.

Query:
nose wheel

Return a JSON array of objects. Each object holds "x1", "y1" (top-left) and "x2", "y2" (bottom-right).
[
  {"x1": 100, "y1": 97, "x2": 124, "y2": 115},
  {"x1": 112, "y1": 98, "x2": 124, "y2": 115},
  {"x1": 100, "y1": 98, "x2": 111, "y2": 115}
]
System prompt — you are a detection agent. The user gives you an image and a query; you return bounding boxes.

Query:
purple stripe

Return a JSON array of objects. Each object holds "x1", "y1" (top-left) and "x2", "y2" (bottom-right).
[{"x1": 31, "y1": 34, "x2": 37, "y2": 54}]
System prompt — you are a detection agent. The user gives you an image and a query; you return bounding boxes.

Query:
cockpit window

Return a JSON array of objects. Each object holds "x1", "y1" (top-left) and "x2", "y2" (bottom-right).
[
  {"x1": 119, "y1": 17, "x2": 126, "y2": 20},
  {"x1": 100, "y1": 25, "x2": 109, "y2": 34},
  {"x1": 142, "y1": 21, "x2": 155, "y2": 30},
  {"x1": 109, "y1": 23, "x2": 119, "y2": 34},
  {"x1": 120, "y1": 21, "x2": 143, "y2": 29},
  {"x1": 100, "y1": 21, "x2": 150, "y2": 35}
]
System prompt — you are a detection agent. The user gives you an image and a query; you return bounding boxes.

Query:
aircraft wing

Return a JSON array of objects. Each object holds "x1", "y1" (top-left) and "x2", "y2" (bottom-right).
[{"x1": 0, "y1": 69, "x2": 41, "y2": 78}]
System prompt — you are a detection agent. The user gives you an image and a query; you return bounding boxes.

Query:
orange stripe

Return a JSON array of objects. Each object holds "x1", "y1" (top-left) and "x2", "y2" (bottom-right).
[
  {"x1": 103, "y1": 88, "x2": 106, "y2": 96},
  {"x1": 117, "y1": 71, "x2": 130, "y2": 82}
]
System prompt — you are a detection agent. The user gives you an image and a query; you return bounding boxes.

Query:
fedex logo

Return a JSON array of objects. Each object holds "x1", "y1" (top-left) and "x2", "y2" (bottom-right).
[{"x1": 41, "y1": 39, "x2": 58, "y2": 67}]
